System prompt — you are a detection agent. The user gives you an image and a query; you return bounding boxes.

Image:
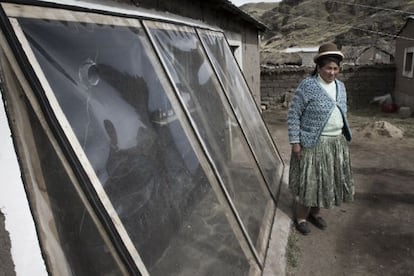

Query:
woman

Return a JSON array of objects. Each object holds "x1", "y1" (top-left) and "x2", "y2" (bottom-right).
[{"x1": 287, "y1": 43, "x2": 354, "y2": 235}]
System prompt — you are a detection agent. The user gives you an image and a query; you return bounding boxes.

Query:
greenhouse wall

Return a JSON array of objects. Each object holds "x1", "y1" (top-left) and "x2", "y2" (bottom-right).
[
  {"x1": 117, "y1": 0, "x2": 264, "y2": 106},
  {"x1": 0, "y1": 1, "x2": 281, "y2": 275}
]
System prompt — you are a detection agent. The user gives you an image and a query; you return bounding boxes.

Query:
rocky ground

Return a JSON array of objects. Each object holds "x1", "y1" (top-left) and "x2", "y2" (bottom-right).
[{"x1": 263, "y1": 106, "x2": 414, "y2": 276}]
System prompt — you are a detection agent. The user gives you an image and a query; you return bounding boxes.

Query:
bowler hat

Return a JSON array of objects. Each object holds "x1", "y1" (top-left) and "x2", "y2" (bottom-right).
[{"x1": 313, "y1": 43, "x2": 344, "y2": 63}]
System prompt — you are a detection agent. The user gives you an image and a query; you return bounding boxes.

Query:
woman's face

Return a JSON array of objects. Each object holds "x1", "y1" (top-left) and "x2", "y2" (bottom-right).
[{"x1": 318, "y1": 61, "x2": 340, "y2": 83}]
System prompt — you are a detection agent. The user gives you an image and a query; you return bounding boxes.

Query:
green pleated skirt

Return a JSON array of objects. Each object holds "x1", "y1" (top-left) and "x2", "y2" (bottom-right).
[{"x1": 289, "y1": 135, "x2": 354, "y2": 208}]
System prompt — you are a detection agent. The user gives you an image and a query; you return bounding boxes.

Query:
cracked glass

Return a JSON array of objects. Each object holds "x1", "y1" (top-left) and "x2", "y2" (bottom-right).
[{"x1": 14, "y1": 15, "x2": 253, "y2": 275}]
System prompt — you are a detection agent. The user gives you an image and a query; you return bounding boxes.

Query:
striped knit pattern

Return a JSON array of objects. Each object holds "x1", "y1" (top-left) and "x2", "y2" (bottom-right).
[
  {"x1": 287, "y1": 76, "x2": 352, "y2": 147},
  {"x1": 289, "y1": 135, "x2": 354, "y2": 208}
]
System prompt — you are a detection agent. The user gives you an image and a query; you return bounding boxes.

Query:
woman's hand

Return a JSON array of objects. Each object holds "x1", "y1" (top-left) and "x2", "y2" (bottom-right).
[{"x1": 292, "y1": 143, "x2": 302, "y2": 159}]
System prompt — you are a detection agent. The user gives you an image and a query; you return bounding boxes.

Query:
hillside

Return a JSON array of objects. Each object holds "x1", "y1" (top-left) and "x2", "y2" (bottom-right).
[{"x1": 240, "y1": 0, "x2": 414, "y2": 65}]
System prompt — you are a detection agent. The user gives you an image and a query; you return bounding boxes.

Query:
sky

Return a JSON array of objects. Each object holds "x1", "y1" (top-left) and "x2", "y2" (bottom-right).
[{"x1": 230, "y1": 0, "x2": 281, "y2": 7}]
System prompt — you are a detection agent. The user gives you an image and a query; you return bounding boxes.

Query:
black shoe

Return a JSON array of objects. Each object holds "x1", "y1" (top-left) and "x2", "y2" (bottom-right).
[
  {"x1": 308, "y1": 214, "x2": 327, "y2": 230},
  {"x1": 295, "y1": 220, "x2": 311, "y2": 235}
]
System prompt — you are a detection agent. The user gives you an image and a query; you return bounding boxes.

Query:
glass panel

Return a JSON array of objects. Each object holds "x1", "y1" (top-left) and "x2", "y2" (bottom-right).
[
  {"x1": 199, "y1": 30, "x2": 283, "y2": 197},
  {"x1": 26, "y1": 102, "x2": 126, "y2": 276},
  {"x1": 145, "y1": 21, "x2": 274, "y2": 259},
  {"x1": 15, "y1": 15, "x2": 251, "y2": 275}
]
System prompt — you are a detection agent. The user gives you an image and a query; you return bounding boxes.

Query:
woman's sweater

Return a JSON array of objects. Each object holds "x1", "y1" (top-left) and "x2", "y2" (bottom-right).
[
  {"x1": 317, "y1": 75, "x2": 344, "y2": 136},
  {"x1": 287, "y1": 76, "x2": 352, "y2": 147}
]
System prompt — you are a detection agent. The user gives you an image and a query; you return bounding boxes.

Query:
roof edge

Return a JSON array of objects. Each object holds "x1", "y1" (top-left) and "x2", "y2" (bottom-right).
[{"x1": 220, "y1": 0, "x2": 269, "y2": 31}]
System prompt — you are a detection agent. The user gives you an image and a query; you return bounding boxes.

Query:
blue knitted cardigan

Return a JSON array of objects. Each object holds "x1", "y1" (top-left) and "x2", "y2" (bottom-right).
[{"x1": 287, "y1": 76, "x2": 352, "y2": 147}]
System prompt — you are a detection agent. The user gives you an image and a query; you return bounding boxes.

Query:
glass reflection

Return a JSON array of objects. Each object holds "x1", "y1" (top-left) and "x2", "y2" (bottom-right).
[
  {"x1": 146, "y1": 21, "x2": 274, "y2": 258},
  {"x1": 199, "y1": 30, "x2": 283, "y2": 197},
  {"x1": 18, "y1": 17, "x2": 250, "y2": 275},
  {"x1": 27, "y1": 101, "x2": 125, "y2": 275}
]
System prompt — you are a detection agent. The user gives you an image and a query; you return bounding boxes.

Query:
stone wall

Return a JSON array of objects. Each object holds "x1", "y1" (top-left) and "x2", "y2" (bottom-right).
[{"x1": 261, "y1": 64, "x2": 396, "y2": 110}]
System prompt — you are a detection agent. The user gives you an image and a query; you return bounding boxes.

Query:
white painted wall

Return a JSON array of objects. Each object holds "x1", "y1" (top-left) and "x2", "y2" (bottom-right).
[
  {"x1": 225, "y1": 31, "x2": 243, "y2": 70},
  {"x1": 0, "y1": 94, "x2": 47, "y2": 276}
]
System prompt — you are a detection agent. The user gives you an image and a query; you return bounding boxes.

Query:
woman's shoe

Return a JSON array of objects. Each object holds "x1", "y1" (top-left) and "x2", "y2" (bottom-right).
[
  {"x1": 308, "y1": 214, "x2": 327, "y2": 230},
  {"x1": 295, "y1": 220, "x2": 311, "y2": 235}
]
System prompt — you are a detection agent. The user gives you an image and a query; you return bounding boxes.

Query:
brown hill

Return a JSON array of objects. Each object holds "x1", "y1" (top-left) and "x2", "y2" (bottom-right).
[{"x1": 240, "y1": 0, "x2": 414, "y2": 65}]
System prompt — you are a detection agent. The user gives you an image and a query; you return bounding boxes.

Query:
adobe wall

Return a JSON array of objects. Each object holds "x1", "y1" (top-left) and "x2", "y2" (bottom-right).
[
  {"x1": 261, "y1": 64, "x2": 396, "y2": 110},
  {"x1": 394, "y1": 20, "x2": 414, "y2": 111}
]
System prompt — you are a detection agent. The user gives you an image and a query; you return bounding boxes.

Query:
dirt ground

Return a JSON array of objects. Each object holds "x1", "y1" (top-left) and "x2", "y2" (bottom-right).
[
  {"x1": 263, "y1": 106, "x2": 414, "y2": 276},
  {"x1": 1, "y1": 106, "x2": 413, "y2": 276}
]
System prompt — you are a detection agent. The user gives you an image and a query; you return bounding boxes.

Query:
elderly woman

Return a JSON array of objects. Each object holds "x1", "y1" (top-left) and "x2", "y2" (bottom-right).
[{"x1": 287, "y1": 43, "x2": 354, "y2": 235}]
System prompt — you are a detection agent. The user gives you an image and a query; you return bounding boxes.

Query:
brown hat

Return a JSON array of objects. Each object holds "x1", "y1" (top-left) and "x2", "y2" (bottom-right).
[{"x1": 313, "y1": 43, "x2": 344, "y2": 63}]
